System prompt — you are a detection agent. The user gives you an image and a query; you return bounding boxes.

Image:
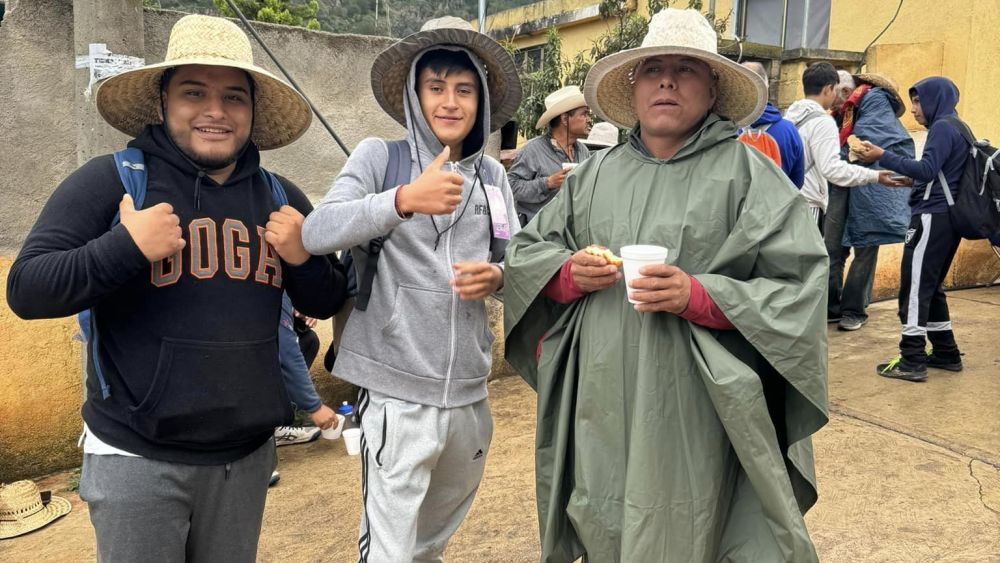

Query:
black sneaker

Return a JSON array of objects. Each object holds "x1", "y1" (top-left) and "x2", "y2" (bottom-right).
[
  {"x1": 268, "y1": 470, "x2": 280, "y2": 487},
  {"x1": 927, "y1": 352, "x2": 963, "y2": 372},
  {"x1": 827, "y1": 316, "x2": 842, "y2": 324},
  {"x1": 876, "y1": 356, "x2": 928, "y2": 382},
  {"x1": 838, "y1": 316, "x2": 867, "y2": 331}
]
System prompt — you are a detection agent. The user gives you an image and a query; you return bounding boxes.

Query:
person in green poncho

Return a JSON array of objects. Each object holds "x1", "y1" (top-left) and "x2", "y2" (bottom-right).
[{"x1": 502, "y1": 8, "x2": 830, "y2": 563}]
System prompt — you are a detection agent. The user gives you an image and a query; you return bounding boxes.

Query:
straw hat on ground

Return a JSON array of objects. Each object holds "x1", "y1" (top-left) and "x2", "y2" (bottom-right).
[
  {"x1": 583, "y1": 121, "x2": 620, "y2": 149},
  {"x1": 584, "y1": 8, "x2": 767, "y2": 129},
  {"x1": 853, "y1": 72, "x2": 905, "y2": 117},
  {"x1": 0, "y1": 481, "x2": 71, "y2": 539},
  {"x1": 370, "y1": 16, "x2": 522, "y2": 132},
  {"x1": 534, "y1": 85, "x2": 588, "y2": 130},
  {"x1": 96, "y1": 14, "x2": 312, "y2": 150}
]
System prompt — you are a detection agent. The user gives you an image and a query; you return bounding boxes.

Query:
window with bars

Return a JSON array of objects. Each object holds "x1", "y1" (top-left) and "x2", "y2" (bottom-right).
[{"x1": 514, "y1": 45, "x2": 544, "y2": 73}]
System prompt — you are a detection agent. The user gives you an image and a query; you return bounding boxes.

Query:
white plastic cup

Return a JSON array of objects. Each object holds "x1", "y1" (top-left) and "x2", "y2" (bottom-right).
[
  {"x1": 321, "y1": 414, "x2": 345, "y2": 440},
  {"x1": 620, "y1": 245, "x2": 670, "y2": 304},
  {"x1": 342, "y1": 428, "x2": 362, "y2": 456}
]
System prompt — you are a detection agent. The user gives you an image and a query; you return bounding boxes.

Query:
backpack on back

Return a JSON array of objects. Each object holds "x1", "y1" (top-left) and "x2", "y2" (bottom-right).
[
  {"x1": 78, "y1": 148, "x2": 288, "y2": 399},
  {"x1": 930, "y1": 116, "x2": 1000, "y2": 240},
  {"x1": 738, "y1": 123, "x2": 783, "y2": 169}
]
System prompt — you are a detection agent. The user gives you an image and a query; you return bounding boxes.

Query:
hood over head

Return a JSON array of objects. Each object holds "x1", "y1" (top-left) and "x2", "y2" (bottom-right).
[{"x1": 910, "y1": 76, "x2": 960, "y2": 126}]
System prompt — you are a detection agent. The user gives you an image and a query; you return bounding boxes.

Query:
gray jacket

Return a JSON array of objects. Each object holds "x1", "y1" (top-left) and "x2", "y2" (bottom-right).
[
  {"x1": 507, "y1": 134, "x2": 589, "y2": 224},
  {"x1": 302, "y1": 46, "x2": 519, "y2": 408}
]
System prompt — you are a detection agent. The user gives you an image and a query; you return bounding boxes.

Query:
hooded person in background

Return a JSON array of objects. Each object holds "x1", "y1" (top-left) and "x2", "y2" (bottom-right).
[
  {"x1": 301, "y1": 17, "x2": 522, "y2": 562},
  {"x1": 508, "y1": 85, "x2": 591, "y2": 225},
  {"x1": 784, "y1": 62, "x2": 904, "y2": 230},
  {"x1": 6, "y1": 15, "x2": 346, "y2": 562},
  {"x1": 503, "y1": 9, "x2": 827, "y2": 562},
  {"x1": 740, "y1": 61, "x2": 805, "y2": 188},
  {"x1": 825, "y1": 70, "x2": 915, "y2": 331},
  {"x1": 859, "y1": 77, "x2": 968, "y2": 382}
]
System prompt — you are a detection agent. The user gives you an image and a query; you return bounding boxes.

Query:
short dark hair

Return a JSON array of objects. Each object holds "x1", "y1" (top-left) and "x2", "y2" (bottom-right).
[
  {"x1": 415, "y1": 49, "x2": 480, "y2": 84},
  {"x1": 158, "y1": 66, "x2": 255, "y2": 94},
  {"x1": 802, "y1": 62, "x2": 839, "y2": 96}
]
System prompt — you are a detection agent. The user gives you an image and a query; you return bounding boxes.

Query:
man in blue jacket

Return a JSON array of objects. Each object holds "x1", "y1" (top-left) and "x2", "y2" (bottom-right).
[
  {"x1": 828, "y1": 71, "x2": 914, "y2": 331},
  {"x1": 860, "y1": 77, "x2": 968, "y2": 381},
  {"x1": 741, "y1": 61, "x2": 804, "y2": 188}
]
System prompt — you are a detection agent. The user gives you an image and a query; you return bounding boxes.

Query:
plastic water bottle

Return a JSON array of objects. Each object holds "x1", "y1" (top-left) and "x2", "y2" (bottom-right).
[{"x1": 337, "y1": 401, "x2": 358, "y2": 430}]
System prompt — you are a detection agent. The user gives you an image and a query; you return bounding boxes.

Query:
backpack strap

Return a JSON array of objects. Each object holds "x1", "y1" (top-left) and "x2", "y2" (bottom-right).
[
  {"x1": 259, "y1": 169, "x2": 289, "y2": 208},
  {"x1": 926, "y1": 170, "x2": 956, "y2": 206},
  {"x1": 354, "y1": 140, "x2": 412, "y2": 311},
  {"x1": 81, "y1": 148, "x2": 149, "y2": 399}
]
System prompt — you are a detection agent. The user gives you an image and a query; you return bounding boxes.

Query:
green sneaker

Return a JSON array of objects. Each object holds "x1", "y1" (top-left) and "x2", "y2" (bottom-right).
[{"x1": 876, "y1": 356, "x2": 928, "y2": 382}]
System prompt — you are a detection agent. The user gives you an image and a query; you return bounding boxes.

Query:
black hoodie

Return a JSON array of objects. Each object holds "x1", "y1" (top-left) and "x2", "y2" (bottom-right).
[{"x1": 7, "y1": 125, "x2": 346, "y2": 464}]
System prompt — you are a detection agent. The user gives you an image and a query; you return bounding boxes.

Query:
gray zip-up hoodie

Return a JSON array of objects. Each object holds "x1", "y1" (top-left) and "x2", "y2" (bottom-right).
[{"x1": 302, "y1": 46, "x2": 520, "y2": 408}]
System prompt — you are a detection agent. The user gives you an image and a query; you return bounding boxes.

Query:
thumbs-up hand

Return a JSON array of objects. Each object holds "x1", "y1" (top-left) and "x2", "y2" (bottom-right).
[
  {"x1": 265, "y1": 205, "x2": 310, "y2": 266},
  {"x1": 119, "y1": 194, "x2": 185, "y2": 263},
  {"x1": 396, "y1": 146, "x2": 465, "y2": 216}
]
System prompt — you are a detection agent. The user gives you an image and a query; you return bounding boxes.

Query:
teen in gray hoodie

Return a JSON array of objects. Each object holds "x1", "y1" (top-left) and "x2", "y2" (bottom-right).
[{"x1": 301, "y1": 17, "x2": 521, "y2": 562}]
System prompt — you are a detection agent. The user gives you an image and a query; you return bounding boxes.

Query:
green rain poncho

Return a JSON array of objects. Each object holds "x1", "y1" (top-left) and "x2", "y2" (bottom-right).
[{"x1": 504, "y1": 114, "x2": 829, "y2": 562}]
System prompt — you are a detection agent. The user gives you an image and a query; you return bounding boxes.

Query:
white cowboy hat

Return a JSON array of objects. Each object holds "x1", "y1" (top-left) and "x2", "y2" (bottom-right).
[
  {"x1": 0, "y1": 481, "x2": 71, "y2": 539},
  {"x1": 96, "y1": 15, "x2": 312, "y2": 150},
  {"x1": 583, "y1": 121, "x2": 620, "y2": 149},
  {"x1": 534, "y1": 85, "x2": 588, "y2": 130},
  {"x1": 584, "y1": 8, "x2": 767, "y2": 129},
  {"x1": 370, "y1": 16, "x2": 522, "y2": 132}
]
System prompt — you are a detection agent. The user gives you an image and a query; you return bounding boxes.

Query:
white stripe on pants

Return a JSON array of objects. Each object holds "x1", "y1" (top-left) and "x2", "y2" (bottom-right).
[{"x1": 356, "y1": 388, "x2": 493, "y2": 563}]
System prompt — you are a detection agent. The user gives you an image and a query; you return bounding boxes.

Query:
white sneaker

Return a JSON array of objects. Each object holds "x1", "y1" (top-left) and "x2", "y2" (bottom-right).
[
  {"x1": 273, "y1": 426, "x2": 321, "y2": 447},
  {"x1": 268, "y1": 470, "x2": 280, "y2": 487}
]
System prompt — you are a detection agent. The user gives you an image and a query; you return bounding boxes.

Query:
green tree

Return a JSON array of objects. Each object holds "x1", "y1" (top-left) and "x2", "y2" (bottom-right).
[
  {"x1": 502, "y1": 28, "x2": 564, "y2": 140},
  {"x1": 213, "y1": 0, "x2": 321, "y2": 30}
]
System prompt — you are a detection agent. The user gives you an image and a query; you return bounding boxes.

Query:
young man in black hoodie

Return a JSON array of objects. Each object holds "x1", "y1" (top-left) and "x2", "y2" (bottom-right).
[
  {"x1": 6, "y1": 15, "x2": 345, "y2": 561},
  {"x1": 860, "y1": 77, "x2": 968, "y2": 382}
]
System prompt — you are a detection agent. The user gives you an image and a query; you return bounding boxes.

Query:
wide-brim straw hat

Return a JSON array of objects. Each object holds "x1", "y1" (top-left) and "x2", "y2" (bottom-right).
[
  {"x1": 370, "y1": 16, "x2": 522, "y2": 132},
  {"x1": 583, "y1": 121, "x2": 620, "y2": 149},
  {"x1": 96, "y1": 15, "x2": 312, "y2": 150},
  {"x1": 0, "y1": 481, "x2": 71, "y2": 539},
  {"x1": 534, "y1": 85, "x2": 588, "y2": 130},
  {"x1": 853, "y1": 72, "x2": 905, "y2": 117},
  {"x1": 584, "y1": 8, "x2": 767, "y2": 129}
]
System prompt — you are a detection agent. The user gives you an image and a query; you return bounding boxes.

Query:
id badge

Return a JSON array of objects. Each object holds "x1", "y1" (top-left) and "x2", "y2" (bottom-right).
[{"x1": 484, "y1": 184, "x2": 511, "y2": 240}]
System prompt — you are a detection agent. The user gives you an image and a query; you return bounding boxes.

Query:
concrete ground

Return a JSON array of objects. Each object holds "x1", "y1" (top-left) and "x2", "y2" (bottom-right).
[{"x1": 2, "y1": 287, "x2": 998, "y2": 562}]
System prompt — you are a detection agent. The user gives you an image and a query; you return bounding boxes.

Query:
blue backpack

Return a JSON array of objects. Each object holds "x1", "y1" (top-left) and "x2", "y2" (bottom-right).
[{"x1": 78, "y1": 148, "x2": 288, "y2": 399}]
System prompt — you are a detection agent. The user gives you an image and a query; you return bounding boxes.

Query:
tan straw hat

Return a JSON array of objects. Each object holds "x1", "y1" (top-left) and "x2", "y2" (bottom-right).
[
  {"x1": 370, "y1": 16, "x2": 522, "y2": 132},
  {"x1": 0, "y1": 481, "x2": 71, "y2": 539},
  {"x1": 96, "y1": 14, "x2": 312, "y2": 150},
  {"x1": 584, "y1": 8, "x2": 767, "y2": 129},
  {"x1": 534, "y1": 85, "x2": 588, "y2": 130},
  {"x1": 853, "y1": 72, "x2": 905, "y2": 117},
  {"x1": 583, "y1": 121, "x2": 620, "y2": 149}
]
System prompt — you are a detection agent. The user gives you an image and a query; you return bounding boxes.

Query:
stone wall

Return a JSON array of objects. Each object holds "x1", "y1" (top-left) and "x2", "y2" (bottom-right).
[{"x1": 0, "y1": 0, "x2": 415, "y2": 481}]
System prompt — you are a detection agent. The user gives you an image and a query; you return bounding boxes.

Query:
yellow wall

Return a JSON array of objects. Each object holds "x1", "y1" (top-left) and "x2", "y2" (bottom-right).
[
  {"x1": 828, "y1": 0, "x2": 1000, "y2": 143},
  {"x1": 0, "y1": 256, "x2": 85, "y2": 482}
]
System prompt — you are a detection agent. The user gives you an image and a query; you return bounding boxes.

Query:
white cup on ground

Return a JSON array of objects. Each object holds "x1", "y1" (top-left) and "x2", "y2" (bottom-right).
[
  {"x1": 620, "y1": 245, "x2": 670, "y2": 304},
  {"x1": 342, "y1": 428, "x2": 362, "y2": 456},
  {"x1": 321, "y1": 414, "x2": 345, "y2": 440}
]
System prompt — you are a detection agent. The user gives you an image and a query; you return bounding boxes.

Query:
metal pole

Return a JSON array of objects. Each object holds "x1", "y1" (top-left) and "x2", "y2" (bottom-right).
[
  {"x1": 479, "y1": 0, "x2": 486, "y2": 33},
  {"x1": 224, "y1": 0, "x2": 351, "y2": 156}
]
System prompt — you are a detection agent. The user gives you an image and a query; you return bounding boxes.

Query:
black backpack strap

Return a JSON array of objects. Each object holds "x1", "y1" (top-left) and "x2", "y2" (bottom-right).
[
  {"x1": 355, "y1": 140, "x2": 412, "y2": 311},
  {"x1": 941, "y1": 115, "x2": 977, "y2": 147}
]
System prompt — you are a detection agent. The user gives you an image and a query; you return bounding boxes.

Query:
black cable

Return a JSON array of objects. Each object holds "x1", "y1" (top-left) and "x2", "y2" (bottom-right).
[
  {"x1": 860, "y1": 0, "x2": 904, "y2": 69},
  {"x1": 224, "y1": 0, "x2": 352, "y2": 157}
]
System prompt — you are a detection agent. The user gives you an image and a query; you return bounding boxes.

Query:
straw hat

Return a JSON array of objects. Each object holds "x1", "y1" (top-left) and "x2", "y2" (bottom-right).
[
  {"x1": 96, "y1": 15, "x2": 312, "y2": 150},
  {"x1": 583, "y1": 121, "x2": 620, "y2": 149},
  {"x1": 534, "y1": 85, "x2": 588, "y2": 130},
  {"x1": 0, "y1": 481, "x2": 71, "y2": 539},
  {"x1": 853, "y1": 72, "x2": 905, "y2": 117},
  {"x1": 584, "y1": 8, "x2": 767, "y2": 129},
  {"x1": 370, "y1": 16, "x2": 522, "y2": 132}
]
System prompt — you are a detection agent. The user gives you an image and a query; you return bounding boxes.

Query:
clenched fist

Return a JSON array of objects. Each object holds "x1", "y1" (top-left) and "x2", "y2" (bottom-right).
[
  {"x1": 397, "y1": 146, "x2": 465, "y2": 216},
  {"x1": 265, "y1": 205, "x2": 309, "y2": 266},
  {"x1": 119, "y1": 194, "x2": 185, "y2": 263}
]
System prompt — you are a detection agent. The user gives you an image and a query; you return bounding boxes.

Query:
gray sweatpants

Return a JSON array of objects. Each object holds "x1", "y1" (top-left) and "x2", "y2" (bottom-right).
[
  {"x1": 356, "y1": 388, "x2": 493, "y2": 563},
  {"x1": 79, "y1": 438, "x2": 276, "y2": 563}
]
